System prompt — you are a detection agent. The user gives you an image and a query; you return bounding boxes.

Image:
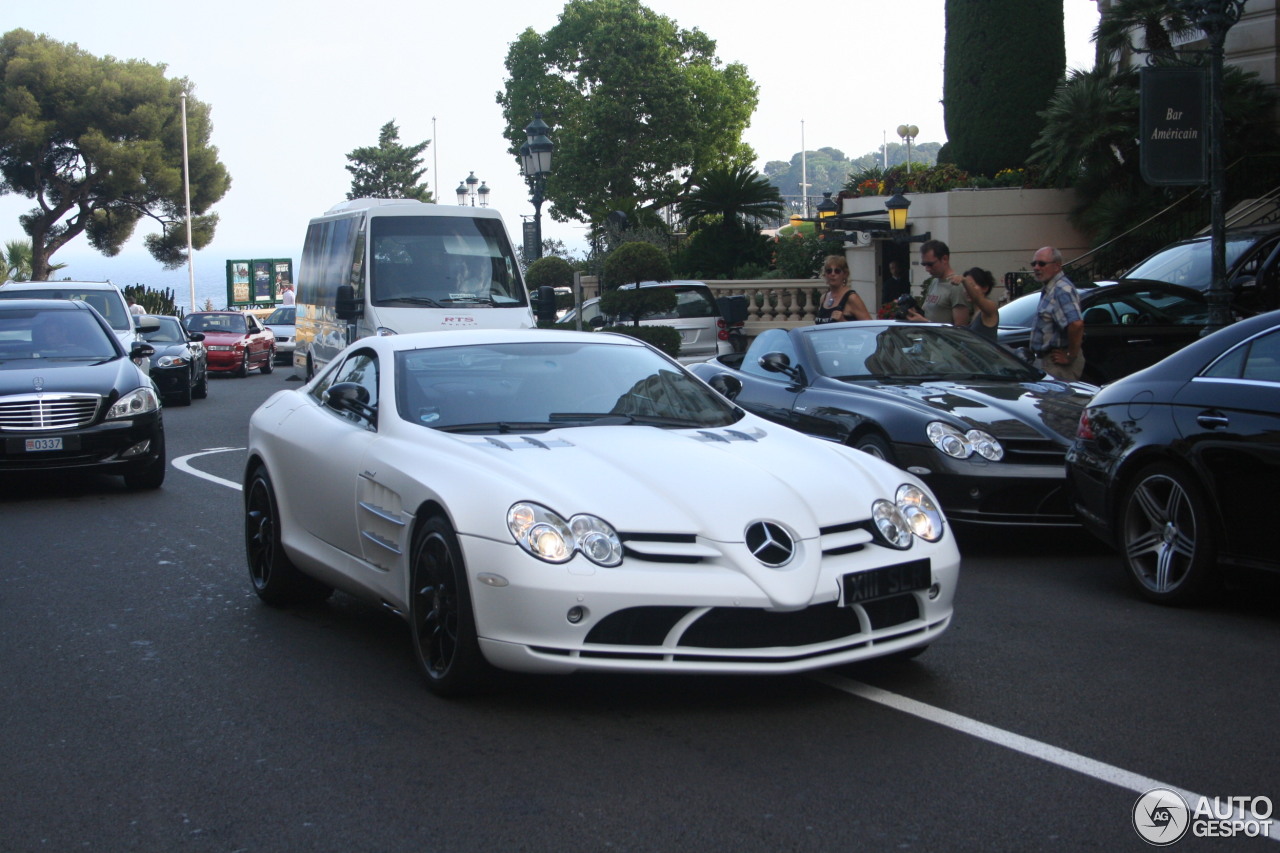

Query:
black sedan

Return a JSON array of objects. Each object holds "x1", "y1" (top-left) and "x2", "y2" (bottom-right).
[
  {"x1": 997, "y1": 281, "x2": 1210, "y2": 385},
  {"x1": 690, "y1": 321, "x2": 1095, "y2": 526},
  {"x1": 0, "y1": 299, "x2": 165, "y2": 489},
  {"x1": 141, "y1": 314, "x2": 208, "y2": 405},
  {"x1": 1064, "y1": 310, "x2": 1280, "y2": 604}
]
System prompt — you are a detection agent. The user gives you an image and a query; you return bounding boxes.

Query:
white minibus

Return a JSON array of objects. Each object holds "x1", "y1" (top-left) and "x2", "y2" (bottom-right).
[{"x1": 293, "y1": 198, "x2": 535, "y2": 378}]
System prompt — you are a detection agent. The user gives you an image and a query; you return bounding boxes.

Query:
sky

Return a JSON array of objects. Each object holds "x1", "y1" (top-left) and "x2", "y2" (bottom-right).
[{"x1": 2, "y1": 0, "x2": 1101, "y2": 299}]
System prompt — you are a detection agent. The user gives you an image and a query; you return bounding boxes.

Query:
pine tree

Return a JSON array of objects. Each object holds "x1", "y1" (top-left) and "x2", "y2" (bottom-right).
[
  {"x1": 345, "y1": 121, "x2": 433, "y2": 202},
  {"x1": 943, "y1": 0, "x2": 1065, "y2": 176}
]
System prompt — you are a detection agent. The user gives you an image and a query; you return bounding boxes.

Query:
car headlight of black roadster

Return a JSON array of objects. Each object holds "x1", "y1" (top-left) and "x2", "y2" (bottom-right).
[
  {"x1": 871, "y1": 484, "x2": 945, "y2": 549},
  {"x1": 926, "y1": 421, "x2": 1003, "y2": 461},
  {"x1": 508, "y1": 502, "x2": 624, "y2": 567}
]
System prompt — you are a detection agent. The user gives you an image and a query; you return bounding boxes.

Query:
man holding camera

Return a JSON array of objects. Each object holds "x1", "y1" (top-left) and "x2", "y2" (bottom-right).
[{"x1": 904, "y1": 240, "x2": 971, "y2": 325}]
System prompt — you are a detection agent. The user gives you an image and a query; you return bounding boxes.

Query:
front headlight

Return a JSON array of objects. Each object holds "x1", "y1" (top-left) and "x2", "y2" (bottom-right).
[
  {"x1": 156, "y1": 354, "x2": 190, "y2": 369},
  {"x1": 896, "y1": 484, "x2": 944, "y2": 542},
  {"x1": 926, "y1": 421, "x2": 1004, "y2": 461},
  {"x1": 872, "y1": 484, "x2": 946, "y2": 549},
  {"x1": 107, "y1": 386, "x2": 160, "y2": 420},
  {"x1": 508, "y1": 502, "x2": 623, "y2": 567}
]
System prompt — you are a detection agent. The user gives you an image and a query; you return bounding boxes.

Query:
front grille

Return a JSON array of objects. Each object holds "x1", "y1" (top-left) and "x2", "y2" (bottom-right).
[
  {"x1": 999, "y1": 436, "x2": 1068, "y2": 465},
  {"x1": 0, "y1": 394, "x2": 100, "y2": 431},
  {"x1": 584, "y1": 595, "x2": 921, "y2": 652}
]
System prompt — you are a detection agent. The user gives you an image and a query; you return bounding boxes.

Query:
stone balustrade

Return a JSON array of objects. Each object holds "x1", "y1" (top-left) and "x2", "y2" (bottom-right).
[{"x1": 573, "y1": 276, "x2": 827, "y2": 340}]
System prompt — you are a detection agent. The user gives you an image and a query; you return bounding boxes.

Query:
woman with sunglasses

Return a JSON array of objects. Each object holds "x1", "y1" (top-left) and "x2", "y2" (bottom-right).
[{"x1": 815, "y1": 256, "x2": 871, "y2": 324}]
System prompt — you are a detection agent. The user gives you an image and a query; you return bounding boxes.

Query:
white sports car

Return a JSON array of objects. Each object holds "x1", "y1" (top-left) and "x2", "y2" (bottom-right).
[{"x1": 244, "y1": 329, "x2": 960, "y2": 694}]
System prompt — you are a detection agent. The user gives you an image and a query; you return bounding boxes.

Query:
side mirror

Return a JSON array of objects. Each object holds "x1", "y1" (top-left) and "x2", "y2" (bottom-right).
[
  {"x1": 335, "y1": 284, "x2": 362, "y2": 321},
  {"x1": 323, "y1": 381, "x2": 374, "y2": 418},
  {"x1": 588, "y1": 315, "x2": 606, "y2": 329},
  {"x1": 130, "y1": 343, "x2": 156, "y2": 360},
  {"x1": 188, "y1": 331, "x2": 205, "y2": 342},
  {"x1": 708, "y1": 373, "x2": 743, "y2": 401},
  {"x1": 759, "y1": 351, "x2": 792, "y2": 374},
  {"x1": 134, "y1": 316, "x2": 161, "y2": 333},
  {"x1": 759, "y1": 351, "x2": 806, "y2": 385}
]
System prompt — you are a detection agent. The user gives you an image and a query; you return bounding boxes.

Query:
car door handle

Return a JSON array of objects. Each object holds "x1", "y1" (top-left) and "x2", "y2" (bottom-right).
[{"x1": 1196, "y1": 411, "x2": 1230, "y2": 429}]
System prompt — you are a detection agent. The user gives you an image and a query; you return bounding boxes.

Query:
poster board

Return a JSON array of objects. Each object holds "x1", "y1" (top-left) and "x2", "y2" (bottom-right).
[{"x1": 226, "y1": 259, "x2": 294, "y2": 307}]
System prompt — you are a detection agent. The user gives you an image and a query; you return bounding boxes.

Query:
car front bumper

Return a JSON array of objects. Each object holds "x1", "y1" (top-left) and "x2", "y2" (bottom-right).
[
  {"x1": 458, "y1": 532, "x2": 959, "y2": 676},
  {"x1": 893, "y1": 443, "x2": 1077, "y2": 526},
  {"x1": 0, "y1": 415, "x2": 163, "y2": 475}
]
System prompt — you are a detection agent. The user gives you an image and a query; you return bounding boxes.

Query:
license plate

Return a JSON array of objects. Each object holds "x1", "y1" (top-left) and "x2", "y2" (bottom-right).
[
  {"x1": 25, "y1": 437, "x2": 63, "y2": 452},
  {"x1": 840, "y1": 559, "x2": 931, "y2": 606}
]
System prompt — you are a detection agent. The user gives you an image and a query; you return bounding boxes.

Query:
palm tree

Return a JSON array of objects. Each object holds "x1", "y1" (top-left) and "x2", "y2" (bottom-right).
[
  {"x1": 3, "y1": 239, "x2": 66, "y2": 281},
  {"x1": 677, "y1": 165, "x2": 785, "y2": 232},
  {"x1": 1094, "y1": 0, "x2": 1198, "y2": 63}
]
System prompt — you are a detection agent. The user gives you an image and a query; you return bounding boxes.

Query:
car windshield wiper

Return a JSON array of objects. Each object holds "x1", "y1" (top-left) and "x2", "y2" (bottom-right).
[
  {"x1": 435, "y1": 421, "x2": 560, "y2": 434},
  {"x1": 550, "y1": 412, "x2": 712, "y2": 428},
  {"x1": 382, "y1": 296, "x2": 444, "y2": 308}
]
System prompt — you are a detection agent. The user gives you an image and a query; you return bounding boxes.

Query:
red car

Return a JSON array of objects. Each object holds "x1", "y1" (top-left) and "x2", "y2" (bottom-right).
[{"x1": 185, "y1": 311, "x2": 275, "y2": 376}]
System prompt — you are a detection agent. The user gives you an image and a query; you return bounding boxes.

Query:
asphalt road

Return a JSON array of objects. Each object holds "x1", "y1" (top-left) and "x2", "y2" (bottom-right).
[{"x1": 2, "y1": 367, "x2": 1278, "y2": 852}]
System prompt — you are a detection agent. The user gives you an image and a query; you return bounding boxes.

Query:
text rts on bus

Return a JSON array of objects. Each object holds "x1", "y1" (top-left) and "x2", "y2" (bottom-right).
[{"x1": 294, "y1": 198, "x2": 534, "y2": 378}]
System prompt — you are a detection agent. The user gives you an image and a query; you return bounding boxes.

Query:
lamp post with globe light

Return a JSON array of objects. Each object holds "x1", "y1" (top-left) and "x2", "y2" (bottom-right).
[
  {"x1": 897, "y1": 124, "x2": 919, "y2": 173},
  {"x1": 520, "y1": 113, "x2": 555, "y2": 261}
]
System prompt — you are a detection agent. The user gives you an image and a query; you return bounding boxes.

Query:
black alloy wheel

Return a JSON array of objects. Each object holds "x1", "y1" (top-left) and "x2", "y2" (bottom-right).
[
  {"x1": 260, "y1": 347, "x2": 274, "y2": 374},
  {"x1": 193, "y1": 365, "x2": 208, "y2": 399},
  {"x1": 243, "y1": 466, "x2": 331, "y2": 606},
  {"x1": 237, "y1": 350, "x2": 250, "y2": 377},
  {"x1": 409, "y1": 515, "x2": 490, "y2": 695},
  {"x1": 853, "y1": 433, "x2": 896, "y2": 465}
]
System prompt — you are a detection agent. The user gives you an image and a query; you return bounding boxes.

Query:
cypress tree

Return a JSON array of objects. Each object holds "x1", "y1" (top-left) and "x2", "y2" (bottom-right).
[{"x1": 943, "y1": 0, "x2": 1065, "y2": 176}]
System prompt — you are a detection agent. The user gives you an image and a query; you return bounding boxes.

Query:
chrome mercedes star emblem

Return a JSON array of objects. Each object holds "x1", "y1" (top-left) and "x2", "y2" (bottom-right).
[
  {"x1": 745, "y1": 521, "x2": 795, "y2": 567},
  {"x1": 33, "y1": 376, "x2": 45, "y2": 392}
]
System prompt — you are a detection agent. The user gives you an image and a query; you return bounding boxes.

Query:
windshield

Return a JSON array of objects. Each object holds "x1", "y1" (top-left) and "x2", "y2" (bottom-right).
[
  {"x1": 999, "y1": 292, "x2": 1042, "y2": 328},
  {"x1": 1123, "y1": 235, "x2": 1257, "y2": 287},
  {"x1": 187, "y1": 313, "x2": 246, "y2": 334},
  {"x1": 265, "y1": 306, "x2": 295, "y2": 325},
  {"x1": 0, "y1": 287, "x2": 130, "y2": 332},
  {"x1": 395, "y1": 340, "x2": 741, "y2": 432},
  {"x1": 0, "y1": 307, "x2": 119, "y2": 362},
  {"x1": 804, "y1": 323, "x2": 1041, "y2": 381},
  {"x1": 142, "y1": 316, "x2": 187, "y2": 343},
  {"x1": 370, "y1": 215, "x2": 528, "y2": 308}
]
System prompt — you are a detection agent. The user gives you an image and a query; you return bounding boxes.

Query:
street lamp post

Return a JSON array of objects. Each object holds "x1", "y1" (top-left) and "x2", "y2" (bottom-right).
[
  {"x1": 456, "y1": 172, "x2": 489, "y2": 206},
  {"x1": 520, "y1": 112, "x2": 554, "y2": 261},
  {"x1": 896, "y1": 124, "x2": 919, "y2": 174},
  {"x1": 1175, "y1": 0, "x2": 1248, "y2": 332}
]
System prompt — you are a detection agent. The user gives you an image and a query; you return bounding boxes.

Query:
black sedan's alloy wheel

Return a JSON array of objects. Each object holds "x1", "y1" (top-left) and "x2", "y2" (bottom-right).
[
  {"x1": 409, "y1": 516, "x2": 489, "y2": 696},
  {"x1": 1120, "y1": 463, "x2": 1218, "y2": 605}
]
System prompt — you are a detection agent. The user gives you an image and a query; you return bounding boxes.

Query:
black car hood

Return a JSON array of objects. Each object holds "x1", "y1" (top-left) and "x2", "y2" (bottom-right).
[
  {"x1": 837, "y1": 377, "x2": 1090, "y2": 443},
  {"x1": 0, "y1": 355, "x2": 147, "y2": 397}
]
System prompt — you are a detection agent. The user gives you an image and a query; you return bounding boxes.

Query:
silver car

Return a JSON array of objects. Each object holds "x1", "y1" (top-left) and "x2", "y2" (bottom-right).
[
  {"x1": 559, "y1": 280, "x2": 732, "y2": 363},
  {"x1": 263, "y1": 305, "x2": 296, "y2": 365}
]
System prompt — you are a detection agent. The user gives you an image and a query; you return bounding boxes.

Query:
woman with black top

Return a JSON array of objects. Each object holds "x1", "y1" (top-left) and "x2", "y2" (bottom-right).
[
  {"x1": 961, "y1": 267, "x2": 1000, "y2": 343},
  {"x1": 815, "y1": 255, "x2": 871, "y2": 324}
]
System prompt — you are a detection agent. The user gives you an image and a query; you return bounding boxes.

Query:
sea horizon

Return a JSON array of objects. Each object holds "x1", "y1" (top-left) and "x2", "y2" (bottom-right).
[{"x1": 36, "y1": 246, "x2": 301, "y2": 314}]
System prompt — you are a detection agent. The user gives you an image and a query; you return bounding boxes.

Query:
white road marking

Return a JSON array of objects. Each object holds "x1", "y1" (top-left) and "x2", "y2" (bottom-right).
[
  {"x1": 814, "y1": 673, "x2": 1276, "y2": 839},
  {"x1": 172, "y1": 447, "x2": 244, "y2": 491}
]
